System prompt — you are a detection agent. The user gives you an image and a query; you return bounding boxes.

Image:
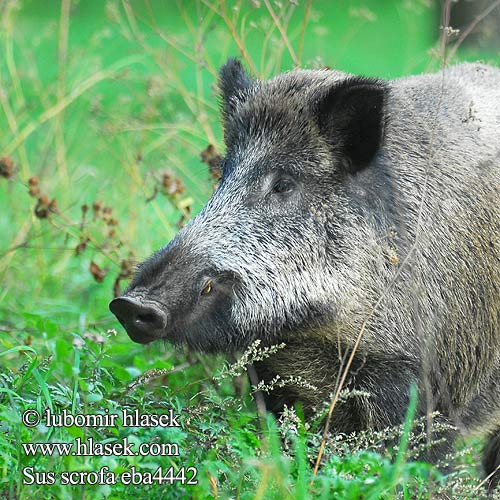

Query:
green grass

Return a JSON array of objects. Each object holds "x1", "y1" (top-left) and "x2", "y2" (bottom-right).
[{"x1": 1, "y1": 1, "x2": 499, "y2": 498}]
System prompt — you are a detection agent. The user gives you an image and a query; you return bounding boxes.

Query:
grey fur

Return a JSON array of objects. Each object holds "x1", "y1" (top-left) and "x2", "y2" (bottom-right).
[{"x1": 111, "y1": 61, "x2": 500, "y2": 486}]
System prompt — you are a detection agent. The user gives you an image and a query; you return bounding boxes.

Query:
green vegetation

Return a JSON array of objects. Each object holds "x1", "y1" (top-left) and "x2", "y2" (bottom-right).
[{"x1": 1, "y1": 1, "x2": 499, "y2": 498}]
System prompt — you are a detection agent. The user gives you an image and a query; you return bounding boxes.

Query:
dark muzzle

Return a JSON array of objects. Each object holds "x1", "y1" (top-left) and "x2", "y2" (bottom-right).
[{"x1": 109, "y1": 296, "x2": 167, "y2": 344}]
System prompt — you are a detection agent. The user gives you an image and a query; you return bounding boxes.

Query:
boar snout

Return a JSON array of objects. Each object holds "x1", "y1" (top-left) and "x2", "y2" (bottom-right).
[
  {"x1": 109, "y1": 296, "x2": 167, "y2": 344},
  {"x1": 109, "y1": 241, "x2": 242, "y2": 350}
]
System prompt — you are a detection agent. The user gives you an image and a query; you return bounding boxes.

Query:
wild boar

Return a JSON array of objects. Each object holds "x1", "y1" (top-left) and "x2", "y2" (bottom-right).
[{"x1": 110, "y1": 60, "x2": 500, "y2": 488}]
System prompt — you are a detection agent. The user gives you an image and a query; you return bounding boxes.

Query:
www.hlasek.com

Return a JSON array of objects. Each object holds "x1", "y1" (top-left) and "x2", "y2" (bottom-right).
[{"x1": 21, "y1": 408, "x2": 198, "y2": 486}]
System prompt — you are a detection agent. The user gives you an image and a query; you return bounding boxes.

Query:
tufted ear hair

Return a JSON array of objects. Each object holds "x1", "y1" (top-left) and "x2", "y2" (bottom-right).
[
  {"x1": 317, "y1": 77, "x2": 387, "y2": 173},
  {"x1": 219, "y1": 58, "x2": 254, "y2": 120}
]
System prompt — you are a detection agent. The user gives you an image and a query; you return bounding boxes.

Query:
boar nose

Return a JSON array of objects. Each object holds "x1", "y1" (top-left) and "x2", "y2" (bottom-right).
[{"x1": 109, "y1": 297, "x2": 167, "y2": 344}]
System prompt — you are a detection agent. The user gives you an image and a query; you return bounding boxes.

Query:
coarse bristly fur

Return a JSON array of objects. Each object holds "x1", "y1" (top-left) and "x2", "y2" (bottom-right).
[{"x1": 110, "y1": 59, "x2": 500, "y2": 490}]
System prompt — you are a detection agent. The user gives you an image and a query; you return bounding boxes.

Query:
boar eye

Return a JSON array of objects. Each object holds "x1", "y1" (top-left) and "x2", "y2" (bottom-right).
[
  {"x1": 201, "y1": 280, "x2": 212, "y2": 296},
  {"x1": 271, "y1": 178, "x2": 295, "y2": 195}
]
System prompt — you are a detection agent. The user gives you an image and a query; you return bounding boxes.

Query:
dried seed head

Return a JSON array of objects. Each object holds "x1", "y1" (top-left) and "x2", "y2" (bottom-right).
[
  {"x1": 75, "y1": 238, "x2": 88, "y2": 255},
  {"x1": 28, "y1": 185, "x2": 40, "y2": 197},
  {"x1": 200, "y1": 144, "x2": 222, "y2": 180},
  {"x1": 73, "y1": 337, "x2": 85, "y2": 350},
  {"x1": 34, "y1": 202, "x2": 49, "y2": 219},
  {"x1": 119, "y1": 257, "x2": 134, "y2": 278},
  {"x1": 0, "y1": 156, "x2": 15, "y2": 178},
  {"x1": 48, "y1": 199, "x2": 58, "y2": 213},
  {"x1": 28, "y1": 176, "x2": 40, "y2": 197},
  {"x1": 90, "y1": 261, "x2": 108, "y2": 282},
  {"x1": 160, "y1": 171, "x2": 185, "y2": 196},
  {"x1": 83, "y1": 332, "x2": 106, "y2": 344},
  {"x1": 92, "y1": 201, "x2": 102, "y2": 214},
  {"x1": 169, "y1": 177, "x2": 185, "y2": 196},
  {"x1": 162, "y1": 172, "x2": 172, "y2": 189}
]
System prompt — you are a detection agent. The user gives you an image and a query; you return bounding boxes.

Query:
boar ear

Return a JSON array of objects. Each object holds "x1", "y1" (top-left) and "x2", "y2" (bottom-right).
[
  {"x1": 219, "y1": 58, "x2": 254, "y2": 118},
  {"x1": 317, "y1": 78, "x2": 387, "y2": 173}
]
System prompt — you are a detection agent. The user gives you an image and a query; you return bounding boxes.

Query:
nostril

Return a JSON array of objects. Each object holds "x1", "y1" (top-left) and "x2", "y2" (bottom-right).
[
  {"x1": 136, "y1": 313, "x2": 157, "y2": 324},
  {"x1": 134, "y1": 311, "x2": 165, "y2": 330}
]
